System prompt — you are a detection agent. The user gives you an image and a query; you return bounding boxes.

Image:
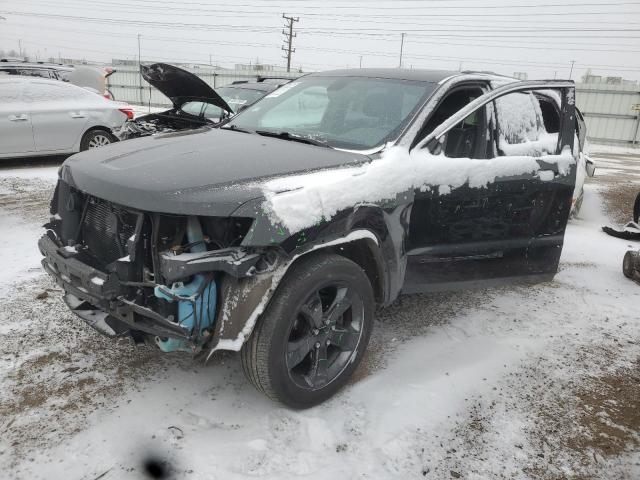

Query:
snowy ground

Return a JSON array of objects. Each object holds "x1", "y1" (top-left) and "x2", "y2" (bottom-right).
[{"x1": 0, "y1": 148, "x2": 639, "y2": 479}]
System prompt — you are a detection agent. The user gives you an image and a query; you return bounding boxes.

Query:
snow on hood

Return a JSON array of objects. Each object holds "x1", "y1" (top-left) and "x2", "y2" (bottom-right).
[{"x1": 262, "y1": 146, "x2": 575, "y2": 233}]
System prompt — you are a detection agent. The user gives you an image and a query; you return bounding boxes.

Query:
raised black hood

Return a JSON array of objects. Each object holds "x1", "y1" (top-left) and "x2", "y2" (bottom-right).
[
  {"x1": 61, "y1": 128, "x2": 370, "y2": 216},
  {"x1": 141, "y1": 63, "x2": 232, "y2": 113}
]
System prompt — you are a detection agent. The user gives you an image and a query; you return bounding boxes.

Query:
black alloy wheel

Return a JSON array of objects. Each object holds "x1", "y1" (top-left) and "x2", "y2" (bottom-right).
[
  {"x1": 241, "y1": 253, "x2": 374, "y2": 408},
  {"x1": 286, "y1": 282, "x2": 364, "y2": 391}
]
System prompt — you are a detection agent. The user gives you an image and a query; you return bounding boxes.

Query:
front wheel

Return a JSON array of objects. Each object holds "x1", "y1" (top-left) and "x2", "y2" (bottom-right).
[
  {"x1": 241, "y1": 253, "x2": 374, "y2": 409},
  {"x1": 80, "y1": 129, "x2": 115, "y2": 151}
]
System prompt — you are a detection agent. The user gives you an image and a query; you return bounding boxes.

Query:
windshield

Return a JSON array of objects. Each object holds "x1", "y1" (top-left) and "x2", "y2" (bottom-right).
[
  {"x1": 227, "y1": 76, "x2": 435, "y2": 150},
  {"x1": 217, "y1": 86, "x2": 267, "y2": 111},
  {"x1": 181, "y1": 87, "x2": 268, "y2": 120}
]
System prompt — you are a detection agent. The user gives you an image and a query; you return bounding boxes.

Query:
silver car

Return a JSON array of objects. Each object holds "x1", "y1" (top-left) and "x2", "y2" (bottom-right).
[{"x1": 0, "y1": 76, "x2": 132, "y2": 159}]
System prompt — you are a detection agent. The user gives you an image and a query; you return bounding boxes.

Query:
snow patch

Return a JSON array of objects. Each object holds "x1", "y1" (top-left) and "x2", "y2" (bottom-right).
[{"x1": 262, "y1": 146, "x2": 574, "y2": 233}]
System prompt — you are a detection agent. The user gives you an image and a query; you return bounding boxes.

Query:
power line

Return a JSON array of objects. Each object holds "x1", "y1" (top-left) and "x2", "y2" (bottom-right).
[
  {"x1": 8, "y1": 20, "x2": 639, "y2": 58},
  {"x1": 18, "y1": 0, "x2": 640, "y2": 26},
  {"x1": 18, "y1": 0, "x2": 640, "y2": 19},
  {"x1": 21, "y1": 0, "x2": 640, "y2": 10},
  {"x1": 4, "y1": 10, "x2": 640, "y2": 38}
]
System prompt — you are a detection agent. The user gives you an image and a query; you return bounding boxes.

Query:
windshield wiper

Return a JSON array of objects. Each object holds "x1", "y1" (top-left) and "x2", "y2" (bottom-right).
[
  {"x1": 221, "y1": 124, "x2": 253, "y2": 134},
  {"x1": 254, "y1": 130, "x2": 331, "y2": 148}
]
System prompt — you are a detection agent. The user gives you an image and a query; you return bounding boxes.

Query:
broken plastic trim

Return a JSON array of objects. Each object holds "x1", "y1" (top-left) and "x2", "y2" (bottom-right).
[{"x1": 158, "y1": 248, "x2": 267, "y2": 283}]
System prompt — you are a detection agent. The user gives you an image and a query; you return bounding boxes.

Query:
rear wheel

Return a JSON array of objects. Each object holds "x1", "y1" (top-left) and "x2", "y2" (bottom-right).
[
  {"x1": 81, "y1": 129, "x2": 115, "y2": 151},
  {"x1": 622, "y1": 250, "x2": 638, "y2": 279},
  {"x1": 241, "y1": 253, "x2": 374, "y2": 409}
]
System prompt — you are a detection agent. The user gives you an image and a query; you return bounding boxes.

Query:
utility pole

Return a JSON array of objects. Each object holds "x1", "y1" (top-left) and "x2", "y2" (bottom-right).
[
  {"x1": 137, "y1": 34, "x2": 143, "y2": 105},
  {"x1": 209, "y1": 54, "x2": 212, "y2": 67},
  {"x1": 569, "y1": 60, "x2": 575, "y2": 80},
  {"x1": 359, "y1": 56, "x2": 363, "y2": 68},
  {"x1": 398, "y1": 33, "x2": 405, "y2": 68},
  {"x1": 282, "y1": 14, "x2": 299, "y2": 73},
  {"x1": 18, "y1": 38, "x2": 22, "y2": 58}
]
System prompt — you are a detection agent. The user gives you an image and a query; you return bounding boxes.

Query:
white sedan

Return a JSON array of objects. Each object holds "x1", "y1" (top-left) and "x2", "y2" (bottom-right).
[{"x1": 0, "y1": 76, "x2": 133, "y2": 159}]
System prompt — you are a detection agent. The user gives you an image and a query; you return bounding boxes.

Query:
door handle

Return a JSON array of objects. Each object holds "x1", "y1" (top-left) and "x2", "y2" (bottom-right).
[
  {"x1": 70, "y1": 112, "x2": 86, "y2": 118},
  {"x1": 8, "y1": 114, "x2": 28, "y2": 121},
  {"x1": 537, "y1": 170, "x2": 556, "y2": 182}
]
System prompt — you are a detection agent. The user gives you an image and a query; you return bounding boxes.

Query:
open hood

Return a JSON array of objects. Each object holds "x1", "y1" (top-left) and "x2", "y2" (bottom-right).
[{"x1": 141, "y1": 63, "x2": 232, "y2": 113}]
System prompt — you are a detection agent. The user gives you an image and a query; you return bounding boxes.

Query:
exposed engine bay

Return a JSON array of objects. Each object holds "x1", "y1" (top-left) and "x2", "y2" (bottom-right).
[
  {"x1": 118, "y1": 110, "x2": 214, "y2": 139},
  {"x1": 39, "y1": 180, "x2": 282, "y2": 354}
]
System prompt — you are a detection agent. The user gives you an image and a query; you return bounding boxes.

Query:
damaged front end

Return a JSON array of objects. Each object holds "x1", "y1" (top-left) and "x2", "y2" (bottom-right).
[{"x1": 39, "y1": 180, "x2": 285, "y2": 354}]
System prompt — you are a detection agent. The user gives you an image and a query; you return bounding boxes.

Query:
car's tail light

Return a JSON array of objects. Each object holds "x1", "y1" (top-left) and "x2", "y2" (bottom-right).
[{"x1": 119, "y1": 108, "x2": 134, "y2": 120}]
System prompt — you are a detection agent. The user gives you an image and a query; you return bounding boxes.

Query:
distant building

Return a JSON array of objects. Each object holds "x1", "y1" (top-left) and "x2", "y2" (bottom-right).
[
  {"x1": 513, "y1": 72, "x2": 528, "y2": 80},
  {"x1": 581, "y1": 69, "x2": 638, "y2": 86},
  {"x1": 234, "y1": 61, "x2": 295, "y2": 72}
]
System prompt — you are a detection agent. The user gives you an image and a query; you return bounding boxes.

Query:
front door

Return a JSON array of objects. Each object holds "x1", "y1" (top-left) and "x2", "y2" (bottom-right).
[{"x1": 404, "y1": 82, "x2": 576, "y2": 293}]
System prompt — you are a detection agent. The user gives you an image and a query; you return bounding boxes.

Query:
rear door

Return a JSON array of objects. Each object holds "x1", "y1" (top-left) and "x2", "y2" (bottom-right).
[
  {"x1": 404, "y1": 81, "x2": 576, "y2": 292},
  {"x1": 27, "y1": 80, "x2": 90, "y2": 153},
  {"x1": 0, "y1": 80, "x2": 35, "y2": 155}
]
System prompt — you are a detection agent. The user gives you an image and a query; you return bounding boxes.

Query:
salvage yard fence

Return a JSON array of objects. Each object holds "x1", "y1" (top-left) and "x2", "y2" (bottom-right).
[
  {"x1": 575, "y1": 83, "x2": 640, "y2": 147},
  {"x1": 106, "y1": 65, "x2": 300, "y2": 108},
  {"x1": 107, "y1": 66, "x2": 640, "y2": 147}
]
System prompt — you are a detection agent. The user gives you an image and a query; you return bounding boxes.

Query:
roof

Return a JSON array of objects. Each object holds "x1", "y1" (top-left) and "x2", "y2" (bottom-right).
[
  {"x1": 0, "y1": 76, "x2": 62, "y2": 84},
  {"x1": 0, "y1": 62, "x2": 74, "y2": 71},
  {"x1": 308, "y1": 68, "x2": 461, "y2": 83}
]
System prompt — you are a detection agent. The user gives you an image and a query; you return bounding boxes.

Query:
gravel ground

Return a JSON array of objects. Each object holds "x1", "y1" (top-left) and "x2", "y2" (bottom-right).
[{"x1": 0, "y1": 149, "x2": 639, "y2": 479}]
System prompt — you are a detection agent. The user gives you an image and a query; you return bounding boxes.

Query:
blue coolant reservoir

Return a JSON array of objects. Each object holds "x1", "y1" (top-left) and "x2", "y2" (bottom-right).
[{"x1": 154, "y1": 217, "x2": 216, "y2": 353}]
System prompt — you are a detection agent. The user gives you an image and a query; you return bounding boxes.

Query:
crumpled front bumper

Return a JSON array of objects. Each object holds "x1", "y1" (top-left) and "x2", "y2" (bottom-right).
[
  {"x1": 38, "y1": 234, "x2": 190, "y2": 340},
  {"x1": 38, "y1": 232, "x2": 280, "y2": 353}
]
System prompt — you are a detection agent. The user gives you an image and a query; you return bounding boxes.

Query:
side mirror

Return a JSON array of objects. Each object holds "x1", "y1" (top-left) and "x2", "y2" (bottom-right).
[
  {"x1": 585, "y1": 155, "x2": 596, "y2": 177},
  {"x1": 426, "y1": 136, "x2": 443, "y2": 155}
]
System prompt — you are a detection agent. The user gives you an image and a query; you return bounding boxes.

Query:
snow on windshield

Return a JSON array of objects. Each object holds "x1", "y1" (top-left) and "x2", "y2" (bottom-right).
[{"x1": 262, "y1": 146, "x2": 575, "y2": 233}]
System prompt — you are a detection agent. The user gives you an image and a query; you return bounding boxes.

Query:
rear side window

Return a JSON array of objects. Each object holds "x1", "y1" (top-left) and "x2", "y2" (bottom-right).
[
  {"x1": 16, "y1": 68, "x2": 54, "y2": 79},
  {"x1": 494, "y1": 92, "x2": 557, "y2": 156}
]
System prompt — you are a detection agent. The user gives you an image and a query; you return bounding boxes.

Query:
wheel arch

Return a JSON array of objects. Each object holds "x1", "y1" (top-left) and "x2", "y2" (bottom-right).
[
  {"x1": 78, "y1": 125, "x2": 118, "y2": 150},
  {"x1": 298, "y1": 236, "x2": 386, "y2": 305},
  {"x1": 206, "y1": 229, "x2": 388, "y2": 357},
  {"x1": 82, "y1": 125, "x2": 116, "y2": 139}
]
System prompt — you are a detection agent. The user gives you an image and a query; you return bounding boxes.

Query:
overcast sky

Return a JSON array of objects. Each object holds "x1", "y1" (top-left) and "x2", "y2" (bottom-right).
[{"x1": 1, "y1": 0, "x2": 639, "y2": 81}]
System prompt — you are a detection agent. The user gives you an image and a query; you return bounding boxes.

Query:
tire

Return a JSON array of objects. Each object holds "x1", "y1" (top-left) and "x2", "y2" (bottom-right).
[
  {"x1": 241, "y1": 252, "x2": 374, "y2": 409},
  {"x1": 572, "y1": 190, "x2": 584, "y2": 217},
  {"x1": 633, "y1": 192, "x2": 640, "y2": 224},
  {"x1": 80, "y1": 129, "x2": 115, "y2": 151},
  {"x1": 622, "y1": 251, "x2": 638, "y2": 279}
]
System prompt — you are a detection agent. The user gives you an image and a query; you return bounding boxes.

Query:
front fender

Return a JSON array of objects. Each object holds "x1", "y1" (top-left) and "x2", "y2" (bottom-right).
[{"x1": 206, "y1": 200, "x2": 412, "y2": 355}]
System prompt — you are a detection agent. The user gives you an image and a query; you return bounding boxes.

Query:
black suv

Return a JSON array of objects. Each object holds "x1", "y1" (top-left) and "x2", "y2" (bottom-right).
[{"x1": 39, "y1": 69, "x2": 582, "y2": 408}]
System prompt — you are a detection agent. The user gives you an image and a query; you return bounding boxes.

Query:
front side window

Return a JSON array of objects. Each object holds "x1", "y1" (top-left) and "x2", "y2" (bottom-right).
[
  {"x1": 420, "y1": 86, "x2": 487, "y2": 159},
  {"x1": 228, "y1": 76, "x2": 436, "y2": 150}
]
